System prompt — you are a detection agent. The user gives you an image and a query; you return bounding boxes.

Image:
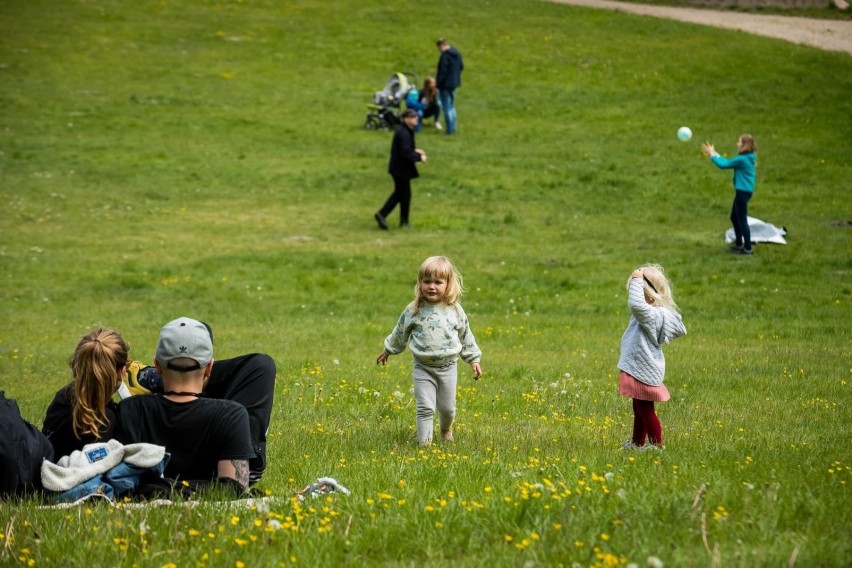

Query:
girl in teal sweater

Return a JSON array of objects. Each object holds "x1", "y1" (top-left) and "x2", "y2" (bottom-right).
[{"x1": 702, "y1": 134, "x2": 757, "y2": 255}]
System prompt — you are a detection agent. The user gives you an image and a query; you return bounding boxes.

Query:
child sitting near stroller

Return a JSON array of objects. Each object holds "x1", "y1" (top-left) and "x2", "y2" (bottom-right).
[{"x1": 406, "y1": 77, "x2": 441, "y2": 131}]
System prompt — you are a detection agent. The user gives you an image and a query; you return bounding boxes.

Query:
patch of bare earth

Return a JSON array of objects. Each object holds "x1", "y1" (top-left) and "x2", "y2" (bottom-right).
[{"x1": 550, "y1": 0, "x2": 852, "y2": 54}]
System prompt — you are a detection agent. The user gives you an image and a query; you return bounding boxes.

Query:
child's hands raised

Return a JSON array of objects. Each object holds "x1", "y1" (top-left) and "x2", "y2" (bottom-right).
[{"x1": 471, "y1": 362, "x2": 483, "y2": 380}]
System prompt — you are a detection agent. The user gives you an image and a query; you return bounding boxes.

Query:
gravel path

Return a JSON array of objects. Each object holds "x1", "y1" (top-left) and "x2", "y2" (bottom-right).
[{"x1": 550, "y1": 0, "x2": 852, "y2": 55}]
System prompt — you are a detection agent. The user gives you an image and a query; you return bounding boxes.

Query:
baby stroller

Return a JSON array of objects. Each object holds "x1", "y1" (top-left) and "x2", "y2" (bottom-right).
[{"x1": 364, "y1": 71, "x2": 417, "y2": 130}]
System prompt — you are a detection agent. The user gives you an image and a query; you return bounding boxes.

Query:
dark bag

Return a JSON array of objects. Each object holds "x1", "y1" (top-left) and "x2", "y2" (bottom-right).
[{"x1": 0, "y1": 391, "x2": 54, "y2": 497}]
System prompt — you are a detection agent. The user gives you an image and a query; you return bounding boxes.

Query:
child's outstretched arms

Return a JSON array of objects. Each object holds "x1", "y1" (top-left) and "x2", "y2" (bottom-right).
[
  {"x1": 471, "y1": 362, "x2": 483, "y2": 380},
  {"x1": 376, "y1": 351, "x2": 390, "y2": 365}
]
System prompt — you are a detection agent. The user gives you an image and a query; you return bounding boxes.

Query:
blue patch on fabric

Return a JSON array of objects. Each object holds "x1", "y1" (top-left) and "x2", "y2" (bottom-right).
[{"x1": 86, "y1": 446, "x2": 109, "y2": 463}]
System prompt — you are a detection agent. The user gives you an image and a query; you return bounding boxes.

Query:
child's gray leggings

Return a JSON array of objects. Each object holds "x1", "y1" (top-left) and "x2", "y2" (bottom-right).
[{"x1": 412, "y1": 358, "x2": 457, "y2": 445}]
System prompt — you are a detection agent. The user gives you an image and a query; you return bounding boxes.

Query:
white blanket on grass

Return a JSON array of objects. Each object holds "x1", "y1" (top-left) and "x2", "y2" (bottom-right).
[{"x1": 725, "y1": 216, "x2": 787, "y2": 244}]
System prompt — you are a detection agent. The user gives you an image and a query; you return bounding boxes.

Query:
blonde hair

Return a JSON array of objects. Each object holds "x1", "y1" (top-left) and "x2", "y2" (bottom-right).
[
  {"x1": 412, "y1": 256, "x2": 463, "y2": 313},
  {"x1": 634, "y1": 264, "x2": 679, "y2": 313},
  {"x1": 69, "y1": 328, "x2": 129, "y2": 440},
  {"x1": 738, "y1": 134, "x2": 757, "y2": 154}
]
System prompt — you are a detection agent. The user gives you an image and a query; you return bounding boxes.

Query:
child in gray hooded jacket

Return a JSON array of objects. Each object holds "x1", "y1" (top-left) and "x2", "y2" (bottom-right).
[{"x1": 617, "y1": 264, "x2": 686, "y2": 450}]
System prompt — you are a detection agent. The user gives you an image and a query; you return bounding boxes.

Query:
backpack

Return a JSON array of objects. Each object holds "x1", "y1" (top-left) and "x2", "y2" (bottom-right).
[{"x1": 0, "y1": 392, "x2": 55, "y2": 497}]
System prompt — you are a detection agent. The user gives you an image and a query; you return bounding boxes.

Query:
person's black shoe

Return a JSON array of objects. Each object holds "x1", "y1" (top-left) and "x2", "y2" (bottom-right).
[
  {"x1": 400, "y1": 221, "x2": 411, "y2": 229},
  {"x1": 248, "y1": 443, "x2": 266, "y2": 486},
  {"x1": 740, "y1": 248, "x2": 753, "y2": 255},
  {"x1": 728, "y1": 244, "x2": 744, "y2": 253},
  {"x1": 374, "y1": 212, "x2": 389, "y2": 230}
]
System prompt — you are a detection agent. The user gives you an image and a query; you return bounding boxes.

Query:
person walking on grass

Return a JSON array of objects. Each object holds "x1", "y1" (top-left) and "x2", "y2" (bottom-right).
[
  {"x1": 377, "y1": 256, "x2": 482, "y2": 445},
  {"x1": 435, "y1": 38, "x2": 463, "y2": 135},
  {"x1": 618, "y1": 265, "x2": 686, "y2": 451},
  {"x1": 702, "y1": 134, "x2": 758, "y2": 255},
  {"x1": 375, "y1": 109, "x2": 426, "y2": 230}
]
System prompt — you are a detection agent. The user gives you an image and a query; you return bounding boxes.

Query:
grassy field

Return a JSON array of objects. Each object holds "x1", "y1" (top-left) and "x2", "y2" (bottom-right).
[{"x1": 1, "y1": 0, "x2": 850, "y2": 566}]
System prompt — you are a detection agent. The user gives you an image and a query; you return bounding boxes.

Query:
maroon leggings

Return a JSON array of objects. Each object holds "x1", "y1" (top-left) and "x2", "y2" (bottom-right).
[{"x1": 632, "y1": 399, "x2": 662, "y2": 446}]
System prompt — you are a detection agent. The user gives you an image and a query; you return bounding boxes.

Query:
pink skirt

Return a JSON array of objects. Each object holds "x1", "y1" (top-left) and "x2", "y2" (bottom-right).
[{"x1": 618, "y1": 371, "x2": 670, "y2": 402}]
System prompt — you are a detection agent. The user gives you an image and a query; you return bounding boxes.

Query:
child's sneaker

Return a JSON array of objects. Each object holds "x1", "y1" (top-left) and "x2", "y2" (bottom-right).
[
  {"x1": 622, "y1": 439, "x2": 638, "y2": 450},
  {"x1": 435, "y1": 121, "x2": 443, "y2": 130}
]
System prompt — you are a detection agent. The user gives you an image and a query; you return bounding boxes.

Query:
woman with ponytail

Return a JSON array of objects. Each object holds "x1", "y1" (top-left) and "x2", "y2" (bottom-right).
[{"x1": 42, "y1": 328, "x2": 129, "y2": 460}]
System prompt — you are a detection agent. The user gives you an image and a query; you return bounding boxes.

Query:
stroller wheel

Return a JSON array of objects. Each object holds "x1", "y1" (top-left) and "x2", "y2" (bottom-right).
[{"x1": 364, "y1": 114, "x2": 381, "y2": 130}]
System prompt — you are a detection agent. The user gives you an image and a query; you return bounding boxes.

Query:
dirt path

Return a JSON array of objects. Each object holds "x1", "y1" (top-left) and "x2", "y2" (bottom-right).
[{"x1": 550, "y1": 0, "x2": 852, "y2": 55}]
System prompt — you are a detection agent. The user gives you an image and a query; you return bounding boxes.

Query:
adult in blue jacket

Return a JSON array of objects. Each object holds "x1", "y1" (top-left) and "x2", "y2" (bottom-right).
[
  {"x1": 375, "y1": 110, "x2": 427, "y2": 229},
  {"x1": 702, "y1": 134, "x2": 757, "y2": 255},
  {"x1": 435, "y1": 38, "x2": 464, "y2": 135}
]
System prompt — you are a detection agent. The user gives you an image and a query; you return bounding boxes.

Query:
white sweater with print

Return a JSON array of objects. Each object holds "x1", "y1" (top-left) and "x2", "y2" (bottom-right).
[
  {"x1": 617, "y1": 278, "x2": 686, "y2": 386},
  {"x1": 384, "y1": 302, "x2": 481, "y2": 367}
]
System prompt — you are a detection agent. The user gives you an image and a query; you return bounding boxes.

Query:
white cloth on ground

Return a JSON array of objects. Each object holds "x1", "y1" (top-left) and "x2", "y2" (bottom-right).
[{"x1": 725, "y1": 216, "x2": 787, "y2": 244}]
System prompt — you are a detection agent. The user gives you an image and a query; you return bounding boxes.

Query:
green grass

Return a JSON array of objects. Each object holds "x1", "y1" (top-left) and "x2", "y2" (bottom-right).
[{"x1": 1, "y1": 0, "x2": 851, "y2": 566}]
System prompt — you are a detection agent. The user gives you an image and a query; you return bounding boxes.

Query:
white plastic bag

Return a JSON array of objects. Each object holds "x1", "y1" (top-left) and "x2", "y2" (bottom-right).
[{"x1": 725, "y1": 216, "x2": 787, "y2": 244}]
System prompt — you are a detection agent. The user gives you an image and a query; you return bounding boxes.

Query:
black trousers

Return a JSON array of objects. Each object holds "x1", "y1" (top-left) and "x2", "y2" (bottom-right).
[
  {"x1": 205, "y1": 353, "x2": 276, "y2": 480},
  {"x1": 379, "y1": 175, "x2": 412, "y2": 225},
  {"x1": 730, "y1": 190, "x2": 753, "y2": 250}
]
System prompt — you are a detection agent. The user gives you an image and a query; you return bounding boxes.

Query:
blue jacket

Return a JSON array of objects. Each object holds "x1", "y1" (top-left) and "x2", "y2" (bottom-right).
[{"x1": 711, "y1": 152, "x2": 756, "y2": 193}]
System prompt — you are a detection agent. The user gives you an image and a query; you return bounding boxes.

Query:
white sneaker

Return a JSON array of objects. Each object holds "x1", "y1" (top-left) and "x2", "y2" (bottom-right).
[{"x1": 435, "y1": 121, "x2": 443, "y2": 130}]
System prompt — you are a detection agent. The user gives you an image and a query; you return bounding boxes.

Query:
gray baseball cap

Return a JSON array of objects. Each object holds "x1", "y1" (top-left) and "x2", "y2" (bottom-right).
[{"x1": 155, "y1": 317, "x2": 213, "y2": 372}]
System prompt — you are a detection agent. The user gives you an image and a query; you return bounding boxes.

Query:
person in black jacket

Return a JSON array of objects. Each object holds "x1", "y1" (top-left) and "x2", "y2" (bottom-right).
[
  {"x1": 435, "y1": 38, "x2": 464, "y2": 135},
  {"x1": 375, "y1": 109, "x2": 427, "y2": 230},
  {"x1": 1, "y1": 391, "x2": 54, "y2": 497}
]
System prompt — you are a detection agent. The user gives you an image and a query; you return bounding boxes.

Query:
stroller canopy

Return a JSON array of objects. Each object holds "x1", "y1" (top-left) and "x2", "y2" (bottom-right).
[{"x1": 373, "y1": 72, "x2": 414, "y2": 106}]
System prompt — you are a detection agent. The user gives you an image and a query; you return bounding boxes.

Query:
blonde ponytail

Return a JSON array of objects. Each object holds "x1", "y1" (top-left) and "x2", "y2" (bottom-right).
[{"x1": 69, "y1": 328, "x2": 129, "y2": 439}]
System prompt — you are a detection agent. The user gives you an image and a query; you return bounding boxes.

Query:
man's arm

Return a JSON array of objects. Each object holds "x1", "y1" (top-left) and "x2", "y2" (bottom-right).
[{"x1": 218, "y1": 458, "x2": 249, "y2": 488}]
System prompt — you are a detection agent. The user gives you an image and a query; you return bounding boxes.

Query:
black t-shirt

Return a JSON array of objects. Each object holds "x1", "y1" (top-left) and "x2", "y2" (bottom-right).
[
  {"x1": 42, "y1": 384, "x2": 118, "y2": 461},
  {"x1": 114, "y1": 395, "x2": 253, "y2": 481}
]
